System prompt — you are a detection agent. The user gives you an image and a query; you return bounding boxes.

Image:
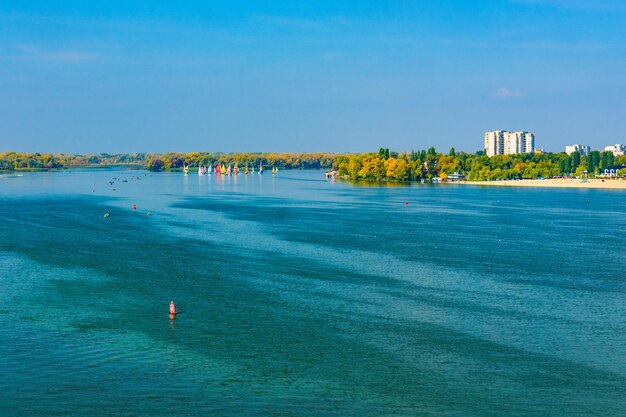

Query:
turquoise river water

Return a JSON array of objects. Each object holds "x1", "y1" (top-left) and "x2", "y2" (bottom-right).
[{"x1": 0, "y1": 169, "x2": 624, "y2": 416}]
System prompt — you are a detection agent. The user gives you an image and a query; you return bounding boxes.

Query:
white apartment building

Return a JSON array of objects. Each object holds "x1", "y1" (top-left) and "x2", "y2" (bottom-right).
[
  {"x1": 565, "y1": 144, "x2": 590, "y2": 156},
  {"x1": 484, "y1": 130, "x2": 535, "y2": 156},
  {"x1": 604, "y1": 144, "x2": 625, "y2": 156},
  {"x1": 484, "y1": 131, "x2": 504, "y2": 157}
]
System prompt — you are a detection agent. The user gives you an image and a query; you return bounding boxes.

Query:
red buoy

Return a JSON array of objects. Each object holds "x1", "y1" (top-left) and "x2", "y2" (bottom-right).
[
  {"x1": 132, "y1": 204, "x2": 137, "y2": 210},
  {"x1": 169, "y1": 300, "x2": 177, "y2": 315},
  {"x1": 405, "y1": 202, "x2": 409, "y2": 205}
]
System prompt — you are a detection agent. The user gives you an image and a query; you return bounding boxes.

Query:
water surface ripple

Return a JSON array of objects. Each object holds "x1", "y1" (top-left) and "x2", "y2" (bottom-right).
[{"x1": 0, "y1": 170, "x2": 624, "y2": 416}]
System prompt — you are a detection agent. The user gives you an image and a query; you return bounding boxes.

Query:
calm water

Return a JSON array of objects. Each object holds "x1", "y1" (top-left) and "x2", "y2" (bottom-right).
[{"x1": 0, "y1": 169, "x2": 624, "y2": 416}]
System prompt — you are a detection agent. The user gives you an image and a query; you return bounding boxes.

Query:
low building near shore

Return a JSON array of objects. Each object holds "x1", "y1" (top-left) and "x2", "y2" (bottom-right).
[
  {"x1": 600, "y1": 165, "x2": 626, "y2": 177},
  {"x1": 444, "y1": 172, "x2": 467, "y2": 182}
]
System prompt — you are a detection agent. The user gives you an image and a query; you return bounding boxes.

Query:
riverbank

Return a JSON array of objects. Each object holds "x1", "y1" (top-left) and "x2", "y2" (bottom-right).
[{"x1": 467, "y1": 178, "x2": 626, "y2": 189}]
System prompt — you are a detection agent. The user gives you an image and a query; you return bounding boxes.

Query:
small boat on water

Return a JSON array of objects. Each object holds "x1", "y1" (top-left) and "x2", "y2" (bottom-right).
[
  {"x1": 215, "y1": 163, "x2": 221, "y2": 175},
  {"x1": 234, "y1": 163, "x2": 239, "y2": 175},
  {"x1": 207, "y1": 165, "x2": 212, "y2": 174},
  {"x1": 183, "y1": 164, "x2": 189, "y2": 176},
  {"x1": 245, "y1": 163, "x2": 249, "y2": 175},
  {"x1": 272, "y1": 166, "x2": 276, "y2": 175},
  {"x1": 226, "y1": 164, "x2": 232, "y2": 175},
  {"x1": 198, "y1": 166, "x2": 206, "y2": 175},
  {"x1": 259, "y1": 162, "x2": 263, "y2": 175}
]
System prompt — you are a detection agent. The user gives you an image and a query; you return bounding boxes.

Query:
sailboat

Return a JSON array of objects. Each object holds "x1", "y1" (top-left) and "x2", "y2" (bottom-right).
[
  {"x1": 198, "y1": 165, "x2": 205, "y2": 175},
  {"x1": 207, "y1": 165, "x2": 212, "y2": 174},
  {"x1": 215, "y1": 163, "x2": 221, "y2": 175},
  {"x1": 272, "y1": 166, "x2": 276, "y2": 175},
  {"x1": 234, "y1": 163, "x2": 239, "y2": 175},
  {"x1": 226, "y1": 164, "x2": 232, "y2": 175},
  {"x1": 245, "y1": 163, "x2": 249, "y2": 175},
  {"x1": 259, "y1": 161, "x2": 263, "y2": 175},
  {"x1": 183, "y1": 164, "x2": 189, "y2": 176}
]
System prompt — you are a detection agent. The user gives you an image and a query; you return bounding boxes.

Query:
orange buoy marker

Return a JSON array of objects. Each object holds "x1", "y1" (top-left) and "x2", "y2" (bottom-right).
[
  {"x1": 132, "y1": 204, "x2": 137, "y2": 210},
  {"x1": 169, "y1": 300, "x2": 178, "y2": 318}
]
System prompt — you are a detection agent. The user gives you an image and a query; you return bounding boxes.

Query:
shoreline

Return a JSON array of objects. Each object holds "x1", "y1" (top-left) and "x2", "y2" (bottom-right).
[{"x1": 464, "y1": 178, "x2": 626, "y2": 189}]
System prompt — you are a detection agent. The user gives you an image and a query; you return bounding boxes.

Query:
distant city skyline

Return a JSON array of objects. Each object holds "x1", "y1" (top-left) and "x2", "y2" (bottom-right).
[{"x1": 1, "y1": 1, "x2": 625, "y2": 154}]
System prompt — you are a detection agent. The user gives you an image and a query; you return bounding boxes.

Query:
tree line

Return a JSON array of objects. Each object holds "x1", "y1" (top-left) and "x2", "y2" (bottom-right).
[
  {"x1": 144, "y1": 152, "x2": 337, "y2": 171},
  {"x1": 333, "y1": 148, "x2": 626, "y2": 182},
  {"x1": 0, "y1": 152, "x2": 147, "y2": 171},
  {"x1": 2, "y1": 149, "x2": 624, "y2": 180},
  {"x1": 0, "y1": 152, "x2": 337, "y2": 171}
]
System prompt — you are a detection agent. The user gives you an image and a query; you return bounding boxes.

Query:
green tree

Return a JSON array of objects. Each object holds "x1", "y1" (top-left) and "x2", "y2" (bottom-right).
[
  {"x1": 587, "y1": 151, "x2": 601, "y2": 174},
  {"x1": 600, "y1": 151, "x2": 615, "y2": 170},
  {"x1": 571, "y1": 151, "x2": 581, "y2": 171}
]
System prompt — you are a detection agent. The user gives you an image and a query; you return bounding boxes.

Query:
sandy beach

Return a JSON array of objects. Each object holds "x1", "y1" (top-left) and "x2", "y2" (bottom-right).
[{"x1": 466, "y1": 178, "x2": 626, "y2": 189}]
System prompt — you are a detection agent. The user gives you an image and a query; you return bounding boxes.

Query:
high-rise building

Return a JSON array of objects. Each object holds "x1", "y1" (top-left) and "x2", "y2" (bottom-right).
[
  {"x1": 484, "y1": 131, "x2": 504, "y2": 157},
  {"x1": 503, "y1": 132, "x2": 519, "y2": 155},
  {"x1": 523, "y1": 133, "x2": 535, "y2": 154},
  {"x1": 484, "y1": 131, "x2": 535, "y2": 156},
  {"x1": 565, "y1": 144, "x2": 590, "y2": 155}
]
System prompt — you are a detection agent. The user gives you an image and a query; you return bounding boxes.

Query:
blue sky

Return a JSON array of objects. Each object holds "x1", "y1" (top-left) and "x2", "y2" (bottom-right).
[{"x1": 0, "y1": 0, "x2": 624, "y2": 153}]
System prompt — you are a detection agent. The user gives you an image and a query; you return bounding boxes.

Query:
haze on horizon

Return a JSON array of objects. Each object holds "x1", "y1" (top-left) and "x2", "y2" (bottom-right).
[{"x1": 0, "y1": 0, "x2": 624, "y2": 154}]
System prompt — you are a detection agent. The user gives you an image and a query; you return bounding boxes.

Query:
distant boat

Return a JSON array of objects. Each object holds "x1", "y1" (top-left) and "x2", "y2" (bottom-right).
[
  {"x1": 183, "y1": 164, "x2": 189, "y2": 176},
  {"x1": 251, "y1": 165, "x2": 255, "y2": 174},
  {"x1": 234, "y1": 163, "x2": 239, "y2": 175},
  {"x1": 272, "y1": 166, "x2": 276, "y2": 175},
  {"x1": 221, "y1": 163, "x2": 226, "y2": 175},
  {"x1": 259, "y1": 162, "x2": 263, "y2": 175},
  {"x1": 226, "y1": 164, "x2": 232, "y2": 175},
  {"x1": 245, "y1": 163, "x2": 249, "y2": 175},
  {"x1": 207, "y1": 165, "x2": 212, "y2": 174},
  {"x1": 198, "y1": 166, "x2": 205, "y2": 175},
  {"x1": 215, "y1": 163, "x2": 221, "y2": 175}
]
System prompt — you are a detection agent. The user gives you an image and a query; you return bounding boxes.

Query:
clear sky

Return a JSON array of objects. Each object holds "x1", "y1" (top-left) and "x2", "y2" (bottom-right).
[{"x1": 1, "y1": 0, "x2": 624, "y2": 154}]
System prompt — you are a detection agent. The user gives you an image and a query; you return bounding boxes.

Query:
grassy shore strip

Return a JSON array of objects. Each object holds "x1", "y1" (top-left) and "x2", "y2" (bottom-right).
[{"x1": 466, "y1": 178, "x2": 626, "y2": 189}]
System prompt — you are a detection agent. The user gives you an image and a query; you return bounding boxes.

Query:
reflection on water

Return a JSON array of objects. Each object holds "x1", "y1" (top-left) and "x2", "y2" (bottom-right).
[{"x1": 348, "y1": 178, "x2": 413, "y2": 187}]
